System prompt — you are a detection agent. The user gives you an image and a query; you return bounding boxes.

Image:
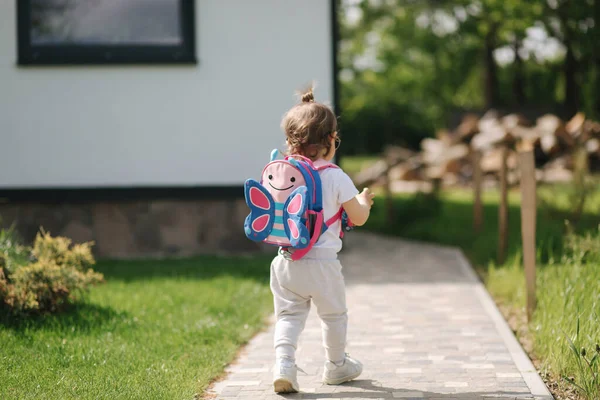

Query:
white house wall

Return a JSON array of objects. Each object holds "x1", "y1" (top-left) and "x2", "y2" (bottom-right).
[{"x1": 0, "y1": 1, "x2": 334, "y2": 189}]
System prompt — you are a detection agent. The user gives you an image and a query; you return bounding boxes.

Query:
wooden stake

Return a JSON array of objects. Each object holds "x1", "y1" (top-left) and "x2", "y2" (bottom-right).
[
  {"x1": 497, "y1": 145, "x2": 509, "y2": 265},
  {"x1": 383, "y1": 164, "x2": 394, "y2": 225},
  {"x1": 518, "y1": 147, "x2": 537, "y2": 322},
  {"x1": 573, "y1": 144, "x2": 589, "y2": 220},
  {"x1": 472, "y1": 150, "x2": 483, "y2": 233},
  {"x1": 432, "y1": 177, "x2": 442, "y2": 196}
]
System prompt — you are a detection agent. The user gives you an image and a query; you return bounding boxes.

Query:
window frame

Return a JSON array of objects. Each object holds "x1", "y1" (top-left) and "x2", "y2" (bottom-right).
[{"x1": 16, "y1": 0, "x2": 197, "y2": 66}]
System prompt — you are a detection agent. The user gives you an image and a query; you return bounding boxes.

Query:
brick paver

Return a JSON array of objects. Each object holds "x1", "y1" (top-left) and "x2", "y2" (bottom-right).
[{"x1": 206, "y1": 233, "x2": 553, "y2": 400}]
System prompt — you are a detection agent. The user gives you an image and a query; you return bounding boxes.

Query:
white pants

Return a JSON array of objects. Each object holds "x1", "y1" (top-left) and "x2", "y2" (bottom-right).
[{"x1": 270, "y1": 250, "x2": 348, "y2": 363}]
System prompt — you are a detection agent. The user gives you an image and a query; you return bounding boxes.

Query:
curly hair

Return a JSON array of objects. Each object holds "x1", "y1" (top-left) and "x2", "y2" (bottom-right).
[{"x1": 281, "y1": 86, "x2": 338, "y2": 161}]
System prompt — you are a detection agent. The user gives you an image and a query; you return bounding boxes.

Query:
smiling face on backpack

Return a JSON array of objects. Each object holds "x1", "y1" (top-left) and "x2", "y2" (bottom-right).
[{"x1": 262, "y1": 162, "x2": 306, "y2": 203}]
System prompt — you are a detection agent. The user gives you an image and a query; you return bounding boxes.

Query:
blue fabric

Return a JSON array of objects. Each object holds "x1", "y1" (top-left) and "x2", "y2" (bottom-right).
[
  {"x1": 243, "y1": 179, "x2": 275, "y2": 242},
  {"x1": 282, "y1": 186, "x2": 310, "y2": 248}
]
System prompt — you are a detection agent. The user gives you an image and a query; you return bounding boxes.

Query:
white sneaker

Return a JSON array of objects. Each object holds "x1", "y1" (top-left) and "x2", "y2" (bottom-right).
[
  {"x1": 273, "y1": 356, "x2": 300, "y2": 393},
  {"x1": 322, "y1": 354, "x2": 363, "y2": 385}
]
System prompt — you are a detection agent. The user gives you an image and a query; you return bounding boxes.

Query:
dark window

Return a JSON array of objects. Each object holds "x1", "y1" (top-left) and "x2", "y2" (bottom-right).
[{"x1": 17, "y1": 0, "x2": 196, "y2": 65}]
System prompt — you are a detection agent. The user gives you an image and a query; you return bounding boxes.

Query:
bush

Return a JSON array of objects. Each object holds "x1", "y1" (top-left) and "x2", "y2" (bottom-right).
[
  {"x1": 0, "y1": 229, "x2": 104, "y2": 316},
  {"x1": 0, "y1": 224, "x2": 31, "y2": 275}
]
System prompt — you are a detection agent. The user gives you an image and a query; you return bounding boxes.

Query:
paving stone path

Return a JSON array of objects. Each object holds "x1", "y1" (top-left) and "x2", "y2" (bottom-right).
[{"x1": 207, "y1": 233, "x2": 553, "y2": 400}]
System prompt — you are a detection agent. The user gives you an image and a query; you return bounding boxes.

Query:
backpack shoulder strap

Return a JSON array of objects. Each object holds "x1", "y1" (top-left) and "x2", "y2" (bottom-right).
[
  {"x1": 317, "y1": 162, "x2": 344, "y2": 228},
  {"x1": 315, "y1": 162, "x2": 339, "y2": 171},
  {"x1": 288, "y1": 210, "x2": 325, "y2": 261},
  {"x1": 286, "y1": 163, "x2": 345, "y2": 261}
]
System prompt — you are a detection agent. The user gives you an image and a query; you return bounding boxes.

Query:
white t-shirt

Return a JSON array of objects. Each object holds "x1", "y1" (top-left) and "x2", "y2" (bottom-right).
[{"x1": 311, "y1": 163, "x2": 359, "y2": 254}]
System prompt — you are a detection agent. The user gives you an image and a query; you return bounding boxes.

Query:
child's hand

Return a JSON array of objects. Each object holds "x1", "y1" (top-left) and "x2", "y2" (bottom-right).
[
  {"x1": 343, "y1": 188, "x2": 374, "y2": 227},
  {"x1": 357, "y1": 188, "x2": 375, "y2": 208}
]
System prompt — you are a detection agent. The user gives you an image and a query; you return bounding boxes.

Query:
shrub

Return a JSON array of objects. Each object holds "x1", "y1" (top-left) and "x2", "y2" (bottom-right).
[
  {"x1": 32, "y1": 229, "x2": 96, "y2": 271},
  {"x1": 0, "y1": 224, "x2": 31, "y2": 275},
  {"x1": 0, "y1": 229, "x2": 104, "y2": 316}
]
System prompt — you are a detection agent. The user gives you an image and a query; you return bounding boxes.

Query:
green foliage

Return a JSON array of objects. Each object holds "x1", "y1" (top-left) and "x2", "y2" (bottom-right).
[
  {"x1": 339, "y1": 0, "x2": 600, "y2": 154},
  {"x1": 362, "y1": 173, "x2": 600, "y2": 268},
  {"x1": 0, "y1": 224, "x2": 31, "y2": 275},
  {"x1": 366, "y1": 191, "x2": 443, "y2": 236},
  {"x1": 0, "y1": 230, "x2": 104, "y2": 316},
  {"x1": 562, "y1": 317, "x2": 600, "y2": 398},
  {"x1": 32, "y1": 229, "x2": 96, "y2": 272},
  {"x1": 339, "y1": 155, "x2": 379, "y2": 178}
]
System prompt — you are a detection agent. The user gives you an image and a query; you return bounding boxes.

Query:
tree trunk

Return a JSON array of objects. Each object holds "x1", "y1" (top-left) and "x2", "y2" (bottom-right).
[
  {"x1": 595, "y1": 0, "x2": 600, "y2": 118},
  {"x1": 556, "y1": 1, "x2": 580, "y2": 118},
  {"x1": 484, "y1": 25, "x2": 499, "y2": 109},
  {"x1": 596, "y1": 58, "x2": 600, "y2": 119},
  {"x1": 513, "y1": 39, "x2": 526, "y2": 106},
  {"x1": 563, "y1": 41, "x2": 579, "y2": 118}
]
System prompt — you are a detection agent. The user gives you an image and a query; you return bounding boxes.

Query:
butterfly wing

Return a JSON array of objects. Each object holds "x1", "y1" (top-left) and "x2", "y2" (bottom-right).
[
  {"x1": 244, "y1": 179, "x2": 275, "y2": 242},
  {"x1": 282, "y1": 186, "x2": 310, "y2": 248}
]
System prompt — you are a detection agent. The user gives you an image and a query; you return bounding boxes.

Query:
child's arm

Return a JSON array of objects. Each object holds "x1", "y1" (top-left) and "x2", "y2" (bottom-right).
[{"x1": 342, "y1": 188, "x2": 375, "y2": 227}]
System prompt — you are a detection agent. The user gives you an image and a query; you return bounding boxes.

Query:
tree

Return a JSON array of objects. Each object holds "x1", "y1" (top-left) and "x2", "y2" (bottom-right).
[{"x1": 338, "y1": 0, "x2": 598, "y2": 155}]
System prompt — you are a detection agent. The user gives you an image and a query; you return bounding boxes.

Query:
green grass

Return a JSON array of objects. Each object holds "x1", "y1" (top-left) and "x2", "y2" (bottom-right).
[
  {"x1": 361, "y1": 175, "x2": 600, "y2": 399},
  {"x1": 364, "y1": 184, "x2": 600, "y2": 269},
  {"x1": 340, "y1": 155, "x2": 378, "y2": 178},
  {"x1": 486, "y1": 231, "x2": 600, "y2": 399},
  {"x1": 0, "y1": 255, "x2": 273, "y2": 400}
]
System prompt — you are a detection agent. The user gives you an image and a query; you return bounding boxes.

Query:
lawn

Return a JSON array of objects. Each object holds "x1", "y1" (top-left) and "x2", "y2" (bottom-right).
[
  {"x1": 0, "y1": 255, "x2": 273, "y2": 400},
  {"x1": 358, "y1": 172, "x2": 600, "y2": 399},
  {"x1": 338, "y1": 154, "x2": 378, "y2": 178}
]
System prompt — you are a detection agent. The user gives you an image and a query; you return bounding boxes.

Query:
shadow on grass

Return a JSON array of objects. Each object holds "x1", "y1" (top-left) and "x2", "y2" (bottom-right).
[
  {"x1": 94, "y1": 254, "x2": 274, "y2": 283},
  {"x1": 364, "y1": 190, "x2": 600, "y2": 270},
  {"x1": 0, "y1": 301, "x2": 128, "y2": 333},
  {"x1": 1, "y1": 255, "x2": 274, "y2": 332}
]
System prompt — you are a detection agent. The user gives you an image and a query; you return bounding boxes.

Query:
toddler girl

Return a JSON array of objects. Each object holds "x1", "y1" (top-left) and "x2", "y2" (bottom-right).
[{"x1": 271, "y1": 87, "x2": 375, "y2": 393}]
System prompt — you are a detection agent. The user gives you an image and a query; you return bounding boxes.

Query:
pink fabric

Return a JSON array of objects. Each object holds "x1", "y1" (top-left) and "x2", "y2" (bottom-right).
[
  {"x1": 250, "y1": 187, "x2": 270, "y2": 210},
  {"x1": 287, "y1": 193, "x2": 303, "y2": 215},
  {"x1": 273, "y1": 223, "x2": 284, "y2": 230},
  {"x1": 258, "y1": 159, "x2": 345, "y2": 259},
  {"x1": 252, "y1": 214, "x2": 270, "y2": 232},
  {"x1": 261, "y1": 161, "x2": 306, "y2": 203},
  {"x1": 287, "y1": 218, "x2": 300, "y2": 239},
  {"x1": 285, "y1": 154, "x2": 316, "y2": 169},
  {"x1": 325, "y1": 207, "x2": 343, "y2": 227},
  {"x1": 265, "y1": 236, "x2": 291, "y2": 246},
  {"x1": 315, "y1": 162, "x2": 339, "y2": 171}
]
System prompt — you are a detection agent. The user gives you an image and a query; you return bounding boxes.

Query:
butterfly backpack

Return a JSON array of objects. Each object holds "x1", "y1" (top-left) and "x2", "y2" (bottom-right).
[{"x1": 243, "y1": 149, "x2": 354, "y2": 261}]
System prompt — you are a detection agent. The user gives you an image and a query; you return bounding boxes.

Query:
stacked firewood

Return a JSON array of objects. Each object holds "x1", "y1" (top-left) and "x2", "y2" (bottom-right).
[{"x1": 354, "y1": 111, "x2": 600, "y2": 192}]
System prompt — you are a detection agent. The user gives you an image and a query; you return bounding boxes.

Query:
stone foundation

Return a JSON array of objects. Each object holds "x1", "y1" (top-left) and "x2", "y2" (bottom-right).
[{"x1": 0, "y1": 198, "x2": 268, "y2": 258}]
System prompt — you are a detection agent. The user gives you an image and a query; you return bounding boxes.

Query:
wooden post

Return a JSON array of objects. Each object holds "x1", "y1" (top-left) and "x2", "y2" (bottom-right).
[
  {"x1": 472, "y1": 150, "x2": 483, "y2": 233},
  {"x1": 432, "y1": 177, "x2": 442, "y2": 196},
  {"x1": 383, "y1": 163, "x2": 394, "y2": 226},
  {"x1": 497, "y1": 145, "x2": 509, "y2": 265},
  {"x1": 518, "y1": 144, "x2": 537, "y2": 322},
  {"x1": 573, "y1": 144, "x2": 589, "y2": 219}
]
